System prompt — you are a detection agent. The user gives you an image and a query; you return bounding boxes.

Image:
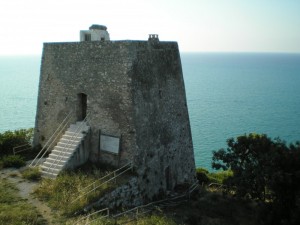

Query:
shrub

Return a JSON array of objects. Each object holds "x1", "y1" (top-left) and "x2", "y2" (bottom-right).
[
  {"x1": 22, "y1": 167, "x2": 41, "y2": 181},
  {"x1": 1, "y1": 155, "x2": 26, "y2": 168},
  {"x1": 209, "y1": 170, "x2": 233, "y2": 184},
  {"x1": 196, "y1": 167, "x2": 233, "y2": 185},
  {"x1": 212, "y1": 133, "x2": 300, "y2": 224},
  {"x1": 196, "y1": 168, "x2": 210, "y2": 184},
  {"x1": 0, "y1": 128, "x2": 33, "y2": 157}
]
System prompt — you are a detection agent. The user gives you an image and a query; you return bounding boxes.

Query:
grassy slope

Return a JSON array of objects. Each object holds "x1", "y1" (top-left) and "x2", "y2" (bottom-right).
[
  {"x1": 1, "y1": 163, "x2": 258, "y2": 225},
  {"x1": 0, "y1": 178, "x2": 44, "y2": 225}
]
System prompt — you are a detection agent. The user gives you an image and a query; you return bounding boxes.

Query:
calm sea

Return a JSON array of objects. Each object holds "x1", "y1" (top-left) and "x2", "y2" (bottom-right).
[{"x1": 1, "y1": 53, "x2": 300, "y2": 169}]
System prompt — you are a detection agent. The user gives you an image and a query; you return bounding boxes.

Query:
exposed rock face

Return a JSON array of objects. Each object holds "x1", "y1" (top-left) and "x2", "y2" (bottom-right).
[{"x1": 34, "y1": 38, "x2": 196, "y2": 206}]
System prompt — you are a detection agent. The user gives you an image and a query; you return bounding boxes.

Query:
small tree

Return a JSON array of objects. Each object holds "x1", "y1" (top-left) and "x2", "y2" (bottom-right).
[
  {"x1": 212, "y1": 133, "x2": 300, "y2": 224},
  {"x1": 212, "y1": 133, "x2": 278, "y2": 200},
  {"x1": 268, "y1": 142, "x2": 300, "y2": 223}
]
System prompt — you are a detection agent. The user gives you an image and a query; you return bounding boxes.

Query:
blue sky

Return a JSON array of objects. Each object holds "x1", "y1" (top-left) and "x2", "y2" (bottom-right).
[{"x1": 0, "y1": 0, "x2": 299, "y2": 55}]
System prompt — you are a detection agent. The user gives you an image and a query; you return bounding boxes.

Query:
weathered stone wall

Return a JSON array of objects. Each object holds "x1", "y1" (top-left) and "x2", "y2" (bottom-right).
[
  {"x1": 130, "y1": 41, "x2": 196, "y2": 199},
  {"x1": 85, "y1": 177, "x2": 143, "y2": 210},
  {"x1": 34, "y1": 41, "x2": 137, "y2": 166},
  {"x1": 34, "y1": 39, "x2": 196, "y2": 202}
]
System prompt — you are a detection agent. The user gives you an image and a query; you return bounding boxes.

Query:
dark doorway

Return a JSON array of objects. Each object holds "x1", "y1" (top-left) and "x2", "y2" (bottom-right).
[
  {"x1": 77, "y1": 93, "x2": 87, "y2": 121},
  {"x1": 165, "y1": 166, "x2": 171, "y2": 190}
]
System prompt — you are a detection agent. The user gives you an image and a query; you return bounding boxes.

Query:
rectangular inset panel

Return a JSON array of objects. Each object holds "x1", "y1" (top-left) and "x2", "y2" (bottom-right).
[{"x1": 100, "y1": 134, "x2": 120, "y2": 155}]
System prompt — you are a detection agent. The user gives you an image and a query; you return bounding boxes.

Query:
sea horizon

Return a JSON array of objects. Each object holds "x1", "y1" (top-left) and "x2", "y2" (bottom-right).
[
  {"x1": 1, "y1": 50, "x2": 300, "y2": 57},
  {"x1": 1, "y1": 52, "x2": 300, "y2": 169}
]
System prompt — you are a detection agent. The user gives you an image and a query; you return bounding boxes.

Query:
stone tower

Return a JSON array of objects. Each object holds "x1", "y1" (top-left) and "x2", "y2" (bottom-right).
[{"x1": 34, "y1": 25, "x2": 196, "y2": 204}]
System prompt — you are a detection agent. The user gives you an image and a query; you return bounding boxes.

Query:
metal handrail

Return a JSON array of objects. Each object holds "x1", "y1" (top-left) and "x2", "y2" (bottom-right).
[
  {"x1": 13, "y1": 143, "x2": 32, "y2": 155},
  {"x1": 81, "y1": 162, "x2": 132, "y2": 193},
  {"x1": 30, "y1": 111, "x2": 73, "y2": 167},
  {"x1": 74, "y1": 208, "x2": 110, "y2": 225},
  {"x1": 45, "y1": 113, "x2": 90, "y2": 174},
  {"x1": 77, "y1": 165, "x2": 132, "y2": 199},
  {"x1": 72, "y1": 162, "x2": 132, "y2": 203}
]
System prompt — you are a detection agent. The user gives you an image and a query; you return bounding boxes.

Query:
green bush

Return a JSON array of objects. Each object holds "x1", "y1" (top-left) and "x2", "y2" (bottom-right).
[
  {"x1": 1, "y1": 155, "x2": 26, "y2": 168},
  {"x1": 196, "y1": 168, "x2": 210, "y2": 184},
  {"x1": 196, "y1": 167, "x2": 233, "y2": 185},
  {"x1": 212, "y1": 133, "x2": 300, "y2": 224},
  {"x1": 0, "y1": 128, "x2": 33, "y2": 157},
  {"x1": 22, "y1": 167, "x2": 41, "y2": 181},
  {"x1": 209, "y1": 170, "x2": 233, "y2": 184}
]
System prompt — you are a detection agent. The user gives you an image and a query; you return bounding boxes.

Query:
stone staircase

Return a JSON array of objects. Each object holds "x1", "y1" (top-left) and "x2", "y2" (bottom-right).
[{"x1": 41, "y1": 121, "x2": 90, "y2": 178}]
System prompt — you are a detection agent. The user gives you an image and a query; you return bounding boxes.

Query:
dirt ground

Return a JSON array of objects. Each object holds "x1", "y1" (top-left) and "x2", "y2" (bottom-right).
[{"x1": 0, "y1": 165, "x2": 56, "y2": 225}]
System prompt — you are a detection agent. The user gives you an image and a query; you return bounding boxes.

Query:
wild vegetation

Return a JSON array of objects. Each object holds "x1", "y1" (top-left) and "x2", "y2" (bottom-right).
[
  {"x1": 22, "y1": 167, "x2": 42, "y2": 181},
  {"x1": 0, "y1": 179, "x2": 44, "y2": 225},
  {"x1": 33, "y1": 164, "x2": 177, "y2": 224},
  {"x1": 35, "y1": 169, "x2": 117, "y2": 216},
  {"x1": 0, "y1": 128, "x2": 37, "y2": 169},
  {"x1": 196, "y1": 167, "x2": 233, "y2": 185},
  {"x1": 0, "y1": 128, "x2": 33, "y2": 157},
  {"x1": 1, "y1": 154, "x2": 26, "y2": 168},
  {"x1": 212, "y1": 133, "x2": 300, "y2": 225},
  {"x1": 1, "y1": 129, "x2": 300, "y2": 224},
  {"x1": 67, "y1": 211, "x2": 177, "y2": 225}
]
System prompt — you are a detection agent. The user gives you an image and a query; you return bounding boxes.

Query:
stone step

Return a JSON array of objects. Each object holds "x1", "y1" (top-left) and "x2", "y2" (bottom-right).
[
  {"x1": 41, "y1": 121, "x2": 90, "y2": 178},
  {"x1": 64, "y1": 131, "x2": 85, "y2": 139},
  {"x1": 51, "y1": 149, "x2": 74, "y2": 157},
  {"x1": 43, "y1": 158, "x2": 67, "y2": 167},
  {"x1": 58, "y1": 139, "x2": 79, "y2": 146},
  {"x1": 41, "y1": 170, "x2": 58, "y2": 179},
  {"x1": 41, "y1": 162, "x2": 64, "y2": 171},
  {"x1": 41, "y1": 166, "x2": 61, "y2": 174},
  {"x1": 75, "y1": 121, "x2": 90, "y2": 128},
  {"x1": 53, "y1": 145, "x2": 76, "y2": 152},
  {"x1": 47, "y1": 153, "x2": 70, "y2": 161},
  {"x1": 69, "y1": 124, "x2": 90, "y2": 133},
  {"x1": 44, "y1": 158, "x2": 65, "y2": 166}
]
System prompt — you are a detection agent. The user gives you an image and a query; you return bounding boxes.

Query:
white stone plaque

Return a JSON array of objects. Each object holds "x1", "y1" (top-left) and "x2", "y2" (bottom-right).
[{"x1": 100, "y1": 134, "x2": 120, "y2": 154}]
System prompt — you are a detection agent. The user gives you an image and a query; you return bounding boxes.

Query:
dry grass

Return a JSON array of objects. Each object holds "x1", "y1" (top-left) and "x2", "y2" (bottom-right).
[
  {"x1": 34, "y1": 170, "x2": 118, "y2": 216},
  {"x1": 22, "y1": 167, "x2": 42, "y2": 181},
  {"x1": 0, "y1": 178, "x2": 45, "y2": 225},
  {"x1": 68, "y1": 212, "x2": 176, "y2": 225}
]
